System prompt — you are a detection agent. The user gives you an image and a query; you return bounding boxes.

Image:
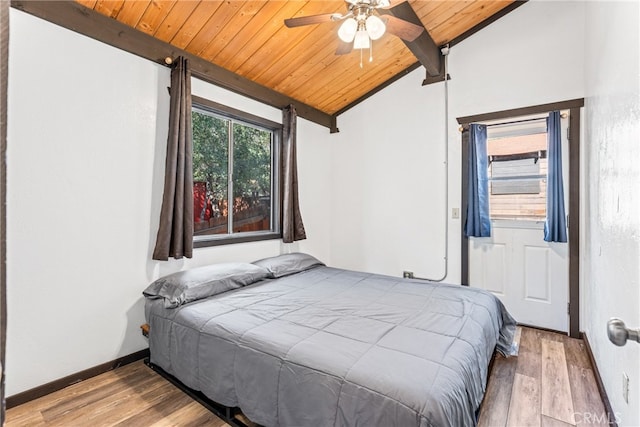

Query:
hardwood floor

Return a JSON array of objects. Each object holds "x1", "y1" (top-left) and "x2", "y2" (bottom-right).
[
  {"x1": 6, "y1": 327, "x2": 607, "y2": 427},
  {"x1": 5, "y1": 362, "x2": 226, "y2": 427},
  {"x1": 478, "y1": 327, "x2": 609, "y2": 427}
]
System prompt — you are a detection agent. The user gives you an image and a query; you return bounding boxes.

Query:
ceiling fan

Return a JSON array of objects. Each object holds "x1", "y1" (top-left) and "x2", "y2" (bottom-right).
[{"x1": 284, "y1": 0, "x2": 425, "y2": 63}]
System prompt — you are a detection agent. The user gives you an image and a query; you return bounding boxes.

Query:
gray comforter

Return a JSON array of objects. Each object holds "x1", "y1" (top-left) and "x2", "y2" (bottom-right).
[{"x1": 145, "y1": 266, "x2": 515, "y2": 427}]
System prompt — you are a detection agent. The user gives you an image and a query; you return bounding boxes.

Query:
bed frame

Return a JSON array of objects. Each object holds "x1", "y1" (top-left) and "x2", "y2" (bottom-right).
[
  {"x1": 144, "y1": 358, "x2": 258, "y2": 427},
  {"x1": 142, "y1": 323, "x2": 257, "y2": 427}
]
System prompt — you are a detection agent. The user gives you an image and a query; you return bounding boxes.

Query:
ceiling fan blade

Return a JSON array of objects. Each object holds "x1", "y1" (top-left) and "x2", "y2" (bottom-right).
[
  {"x1": 382, "y1": 15, "x2": 424, "y2": 42},
  {"x1": 335, "y1": 41, "x2": 353, "y2": 55},
  {"x1": 284, "y1": 13, "x2": 337, "y2": 28}
]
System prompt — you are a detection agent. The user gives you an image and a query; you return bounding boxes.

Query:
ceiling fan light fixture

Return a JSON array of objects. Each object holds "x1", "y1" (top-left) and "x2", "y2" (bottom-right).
[
  {"x1": 376, "y1": 0, "x2": 391, "y2": 7},
  {"x1": 365, "y1": 15, "x2": 385, "y2": 40},
  {"x1": 338, "y1": 18, "x2": 358, "y2": 42},
  {"x1": 353, "y1": 29, "x2": 371, "y2": 50}
]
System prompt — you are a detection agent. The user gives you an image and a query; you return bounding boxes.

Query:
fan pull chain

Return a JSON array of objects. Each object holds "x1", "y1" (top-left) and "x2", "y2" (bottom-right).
[{"x1": 369, "y1": 40, "x2": 373, "y2": 63}]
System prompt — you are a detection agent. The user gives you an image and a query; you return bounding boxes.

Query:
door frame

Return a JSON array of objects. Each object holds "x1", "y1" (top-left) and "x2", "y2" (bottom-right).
[{"x1": 457, "y1": 98, "x2": 584, "y2": 338}]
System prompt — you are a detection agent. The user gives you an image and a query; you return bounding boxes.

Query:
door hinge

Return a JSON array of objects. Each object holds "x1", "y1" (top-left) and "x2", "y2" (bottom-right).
[{"x1": 567, "y1": 302, "x2": 570, "y2": 315}]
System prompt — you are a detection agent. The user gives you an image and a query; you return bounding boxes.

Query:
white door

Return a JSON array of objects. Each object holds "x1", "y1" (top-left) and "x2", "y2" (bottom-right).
[
  {"x1": 469, "y1": 224, "x2": 568, "y2": 331},
  {"x1": 468, "y1": 113, "x2": 570, "y2": 332}
]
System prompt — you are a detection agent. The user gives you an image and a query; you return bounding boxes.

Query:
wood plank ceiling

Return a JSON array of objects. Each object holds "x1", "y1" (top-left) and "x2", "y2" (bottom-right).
[{"x1": 74, "y1": 0, "x2": 516, "y2": 118}]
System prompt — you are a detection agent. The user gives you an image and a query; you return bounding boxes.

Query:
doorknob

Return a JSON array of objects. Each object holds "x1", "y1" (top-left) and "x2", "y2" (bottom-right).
[{"x1": 607, "y1": 318, "x2": 640, "y2": 346}]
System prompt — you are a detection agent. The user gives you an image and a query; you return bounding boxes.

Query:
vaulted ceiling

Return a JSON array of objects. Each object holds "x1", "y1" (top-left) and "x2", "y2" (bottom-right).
[{"x1": 14, "y1": 0, "x2": 521, "y2": 130}]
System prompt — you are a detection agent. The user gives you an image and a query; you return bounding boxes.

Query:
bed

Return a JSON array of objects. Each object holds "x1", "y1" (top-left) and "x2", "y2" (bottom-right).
[{"x1": 143, "y1": 253, "x2": 516, "y2": 427}]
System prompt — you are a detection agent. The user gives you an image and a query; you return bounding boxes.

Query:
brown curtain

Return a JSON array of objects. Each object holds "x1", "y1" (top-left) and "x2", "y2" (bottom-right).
[
  {"x1": 0, "y1": 0, "x2": 8, "y2": 421},
  {"x1": 153, "y1": 57, "x2": 194, "y2": 260},
  {"x1": 281, "y1": 105, "x2": 306, "y2": 243}
]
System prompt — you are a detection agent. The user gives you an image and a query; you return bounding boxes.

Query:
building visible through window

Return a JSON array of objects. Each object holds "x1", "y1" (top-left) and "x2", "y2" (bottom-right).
[
  {"x1": 487, "y1": 118, "x2": 548, "y2": 221},
  {"x1": 192, "y1": 100, "x2": 280, "y2": 245}
]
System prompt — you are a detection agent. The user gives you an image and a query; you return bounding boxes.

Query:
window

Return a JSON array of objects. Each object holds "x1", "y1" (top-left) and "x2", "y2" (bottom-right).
[
  {"x1": 192, "y1": 96, "x2": 281, "y2": 246},
  {"x1": 487, "y1": 119, "x2": 548, "y2": 221}
]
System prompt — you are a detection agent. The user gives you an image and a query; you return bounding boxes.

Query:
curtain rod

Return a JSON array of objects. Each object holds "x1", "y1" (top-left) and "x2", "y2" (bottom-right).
[{"x1": 483, "y1": 116, "x2": 546, "y2": 127}]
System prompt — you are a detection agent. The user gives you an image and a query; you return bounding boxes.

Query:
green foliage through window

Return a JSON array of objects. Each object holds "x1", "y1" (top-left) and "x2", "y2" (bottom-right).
[{"x1": 192, "y1": 106, "x2": 274, "y2": 237}]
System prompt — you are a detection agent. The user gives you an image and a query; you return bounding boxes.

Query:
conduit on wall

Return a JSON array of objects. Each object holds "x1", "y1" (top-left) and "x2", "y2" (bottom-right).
[{"x1": 415, "y1": 45, "x2": 450, "y2": 282}]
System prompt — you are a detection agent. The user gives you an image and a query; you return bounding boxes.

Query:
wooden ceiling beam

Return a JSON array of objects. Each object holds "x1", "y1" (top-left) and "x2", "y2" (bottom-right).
[
  {"x1": 9, "y1": 0, "x2": 336, "y2": 131},
  {"x1": 378, "y1": 1, "x2": 442, "y2": 77}
]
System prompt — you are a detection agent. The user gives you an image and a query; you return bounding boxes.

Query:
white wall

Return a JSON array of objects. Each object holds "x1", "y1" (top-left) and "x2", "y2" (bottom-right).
[
  {"x1": 583, "y1": 1, "x2": 640, "y2": 425},
  {"x1": 6, "y1": 10, "x2": 330, "y2": 396},
  {"x1": 330, "y1": 1, "x2": 585, "y2": 283},
  {"x1": 330, "y1": 71, "x2": 448, "y2": 279}
]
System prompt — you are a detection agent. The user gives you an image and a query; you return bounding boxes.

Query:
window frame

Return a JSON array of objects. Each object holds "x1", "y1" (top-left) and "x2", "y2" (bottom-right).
[{"x1": 191, "y1": 95, "x2": 282, "y2": 248}]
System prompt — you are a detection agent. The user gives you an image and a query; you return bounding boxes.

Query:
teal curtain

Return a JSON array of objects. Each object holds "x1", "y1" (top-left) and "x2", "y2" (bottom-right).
[
  {"x1": 544, "y1": 111, "x2": 568, "y2": 242},
  {"x1": 464, "y1": 124, "x2": 491, "y2": 237}
]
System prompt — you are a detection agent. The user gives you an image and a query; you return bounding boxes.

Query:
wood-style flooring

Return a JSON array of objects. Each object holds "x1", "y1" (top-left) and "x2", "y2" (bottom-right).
[
  {"x1": 478, "y1": 327, "x2": 609, "y2": 427},
  {"x1": 5, "y1": 361, "x2": 225, "y2": 427},
  {"x1": 6, "y1": 327, "x2": 607, "y2": 427}
]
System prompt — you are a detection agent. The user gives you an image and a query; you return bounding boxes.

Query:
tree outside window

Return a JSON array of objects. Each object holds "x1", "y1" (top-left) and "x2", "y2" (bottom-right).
[{"x1": 192, "y1": 106, "x2": 276, "y2": 241}]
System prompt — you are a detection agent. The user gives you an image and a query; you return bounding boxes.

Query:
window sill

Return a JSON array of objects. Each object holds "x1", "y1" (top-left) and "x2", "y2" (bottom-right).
[{"x1": 193, "y1": 231, "x2": 282, "y2": 248}]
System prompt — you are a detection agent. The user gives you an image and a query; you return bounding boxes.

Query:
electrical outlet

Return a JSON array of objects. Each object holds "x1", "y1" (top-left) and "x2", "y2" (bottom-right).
[
  {"x1": 452, "y1": 208, "x2": 460, "y2": 219},
  {"x1": 403, "y1": 271, "x2": 414, "y2": 279},
  {"x1": 623, "y1": 372, "x2": 629, "y2": 404}
]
